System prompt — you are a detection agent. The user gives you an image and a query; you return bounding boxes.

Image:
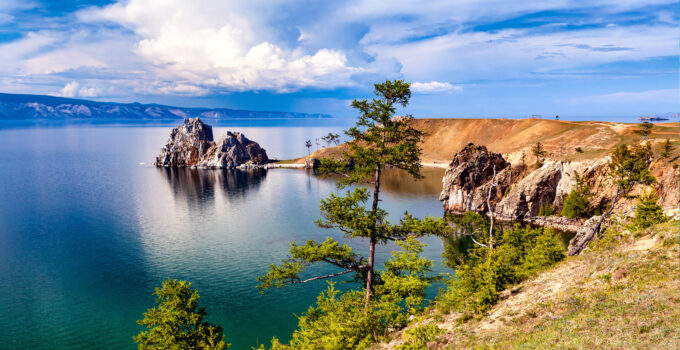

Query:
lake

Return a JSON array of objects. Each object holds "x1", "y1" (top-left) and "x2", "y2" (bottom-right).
[{"x1": 0, "y1": 121, "x2": 454, "y2": 349}]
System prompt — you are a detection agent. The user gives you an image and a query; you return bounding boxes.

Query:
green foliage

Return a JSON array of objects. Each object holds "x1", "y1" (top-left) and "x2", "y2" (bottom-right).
[
  {"x1": 134, "y1": 279, "x2": 227, "y2": 350},
  {"x1": 438, "y1": 225, "x2": 564, "y2": 314},
  {"x1": 531, "y1": 142, "x2": 547, "y2": 168},
  {"x1": 632, "y1": 190, "x2": 667, "y2": 229},
  {"x1": 561, "y1": 171, "x2": 591, "y2": 219},
  {"x1": 258, "y1": 239, "x2": 437, "y2": 350},
  {"x1": 376, "y1": 237, "x2": 439, "y2": 326},
  {"x1": 256, "y1": 236, "x2": 366, "y2": 291},
  {"x1": 321, "y1": 133, "x2": 340, "y2": 147},
  {"x1": 256, "y1": 188, "x2": 448, "y2": 292},
  {"x1": 396, "y1": 324, "x2": 443, "y2": 350},
  {"x1": 319, "y1": 79, "x2": 424, "y2": 185},
  {"x1": 257, "y1": 80, "x2": 449, "y2": 349},
  {"x1": 575, "y1": 147, "x2": 584, "y2": 153},
  {"x1": 609, "y1": 144, "x2": 656, "y2": 193},
  {"x1": 538, "y1": 203, "x2": 554, "y2": 216},
  {"x1": 661, "y1": 139, "x2": 674, "y2": 159}
]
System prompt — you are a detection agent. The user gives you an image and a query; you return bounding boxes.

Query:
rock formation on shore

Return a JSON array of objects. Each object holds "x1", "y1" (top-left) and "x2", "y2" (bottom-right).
[
  {"x1": 154, "y1": 118, "x2": 269, "y2": 168},
  {"x1": 440, "y1": 143, "x2": 679, "y2": 231}
]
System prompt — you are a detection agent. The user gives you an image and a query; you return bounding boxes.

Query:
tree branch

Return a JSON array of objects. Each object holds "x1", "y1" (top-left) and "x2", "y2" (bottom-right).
[{"x1": 293, "y1": 265, "x2": 368, "y2": 284}]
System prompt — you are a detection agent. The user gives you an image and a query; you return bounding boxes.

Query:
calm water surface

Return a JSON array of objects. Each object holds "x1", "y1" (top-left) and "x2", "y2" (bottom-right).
[{"x1": 0, "y1": 122, "x2": 453, "y2": 349}]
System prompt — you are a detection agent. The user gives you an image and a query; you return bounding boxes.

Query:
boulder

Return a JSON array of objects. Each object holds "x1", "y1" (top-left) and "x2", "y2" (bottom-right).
[{"x1": 154, "y1": 118, "x2": 269, "y2": 168}]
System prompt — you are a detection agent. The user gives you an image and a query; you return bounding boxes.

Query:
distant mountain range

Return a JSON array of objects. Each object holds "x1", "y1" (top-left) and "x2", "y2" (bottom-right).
[{"x1": 0, "y1": 93, "x2": 332, "y2": 120}]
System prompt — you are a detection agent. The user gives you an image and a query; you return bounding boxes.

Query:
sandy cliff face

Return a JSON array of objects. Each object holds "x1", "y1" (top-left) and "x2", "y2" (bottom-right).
[
  {"x1": 440, "y1": 143, "x2": 679, "y2": 227},
  {"x1": 154, "y1": 118, "x2": 269, "y2": 168}
]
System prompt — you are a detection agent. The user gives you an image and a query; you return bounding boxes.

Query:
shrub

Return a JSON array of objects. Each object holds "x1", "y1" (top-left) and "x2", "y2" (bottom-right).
[
  {"x1": 632, "y1": 190, "x2": 667, "y2": 229},
  {"x1": 561, "y1": 171, "x2": 591, "y2": 219},
  {"x1": 575, "y1": 147, "x2": 584, "y2": 153},
  {"x1": 397, "y1": 324, "x2": 443, "y2": 350},
  {"x1": 538, "y1": 203, "x2": 554, "y2": 216},
  {"x1": 438, "y1": 224, "x2": 564, "y2": 314}
]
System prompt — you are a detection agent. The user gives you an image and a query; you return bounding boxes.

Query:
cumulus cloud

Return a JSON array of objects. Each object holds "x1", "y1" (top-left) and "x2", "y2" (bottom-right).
[
  {"x1": 58, "y1": 81, "x2": 101, "y2": 98},
  {"x1": 0, "y1": 0, "x2": 676, "y2": 101},
  {"x1": 77, "y1": 0, "x2": 359, "y2": 92},
  {"x1": 411, "y1": 81, "x2": 462, "y2": 94}
]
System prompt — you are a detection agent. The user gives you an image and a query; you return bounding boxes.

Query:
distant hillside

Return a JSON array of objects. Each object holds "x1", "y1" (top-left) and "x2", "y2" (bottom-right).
[
  {"x1": 0, "y1": 93, "x2": 332, "y2": 120},
  {"x1": 293, "y1": 118, "x2": 680, "y2": 165}
]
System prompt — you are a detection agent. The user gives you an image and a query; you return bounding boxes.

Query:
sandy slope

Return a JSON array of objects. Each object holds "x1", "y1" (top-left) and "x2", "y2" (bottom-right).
[{"x1": 287, "y1": 118, "x2": 680, "y2": 165}]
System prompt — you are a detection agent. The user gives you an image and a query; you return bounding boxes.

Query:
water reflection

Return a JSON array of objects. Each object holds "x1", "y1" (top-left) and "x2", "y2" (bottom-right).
[
  {"x1": 158, "y1": 167, "x2": 267, "y2": 204},
  {"x1": 313, "y1": 167, "x2": 445, "y2": 197}
]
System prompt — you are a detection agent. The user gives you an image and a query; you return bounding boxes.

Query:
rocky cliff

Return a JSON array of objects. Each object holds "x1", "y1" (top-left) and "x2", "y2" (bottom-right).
[
  {"x1": 154, "y1": 118, "x2": 269, "y2": 168},
  {"x1": 440, "y1": 143, "x2": 679, "y2": 230}
]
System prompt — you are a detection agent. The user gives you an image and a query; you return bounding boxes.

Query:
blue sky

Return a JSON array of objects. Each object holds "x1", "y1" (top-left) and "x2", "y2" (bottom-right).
[{"x1": 0, "y1": 0, "x2": 677, "y2": 120}]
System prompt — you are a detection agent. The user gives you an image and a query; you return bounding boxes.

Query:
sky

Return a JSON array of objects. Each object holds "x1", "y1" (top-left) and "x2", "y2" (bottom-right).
[{"x1": 0, "y1": 0, "x2": 678, "y2": 120}]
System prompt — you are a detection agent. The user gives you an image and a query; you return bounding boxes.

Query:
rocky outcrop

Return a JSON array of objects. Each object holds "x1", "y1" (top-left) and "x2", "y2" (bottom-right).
[
  {"x1": 304, "y1": 157, "x2": 321, "y2": 169},
  {"x1": 154, "y1": 118, "x2": 269, "y2": 168},
  {"x1": 155, "y1": 117, "x2": 214, "y2": 167},
  {"x1": 494, "y1": 161, "x2": 563, "y2": 220},
  {"x1": 439, "y1": 143, "x2": 510, "y2": 214},
  {"x1": 440, "y1": 143, "x2": 679, "y2": 232}
]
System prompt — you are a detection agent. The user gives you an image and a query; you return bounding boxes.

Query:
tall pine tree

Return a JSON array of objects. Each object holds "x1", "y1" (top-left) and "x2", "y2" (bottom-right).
[{"x1": 257, "y1": 80, "x2": 448, "y2": 304}]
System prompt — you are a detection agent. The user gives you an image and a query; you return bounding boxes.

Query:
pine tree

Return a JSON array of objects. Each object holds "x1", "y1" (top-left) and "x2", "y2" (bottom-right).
[
  {"x1": 305, "y1": 140, "x2": 312, "y2": 155},
  {"x1": 561, "y1": 171, "x2": 591, "y2": 219},
  {"x1": 531, "y1": 142, "x2": 547, "y2": 168},
  {"x1": 570, "y1": 144, "x2": 656, "y2": 255},
  {"x1": 661, "y1": 139, "x2": 674, "y2": 159},
  {"x1": 634, "y1": 122, "x2": 654, "y2": 140},
  {"x1": 134, "y1": 279, "x2": 227, "y2": 350},
  {"x1": 256, "y1": 80, "x2": 448, "y2": 305},
  {"x1": 633, "y1": 190, "x2": 667, "y2": 229}
]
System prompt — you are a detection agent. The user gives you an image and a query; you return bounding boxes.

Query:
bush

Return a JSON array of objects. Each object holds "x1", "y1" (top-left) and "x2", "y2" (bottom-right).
[
  {"x1": 397, "y1": 324, "x2": 443, "y2": 350},
  {"x1": 438, "y1": 224, "x2": 564, "y2": 314},
  {"x1": 575, "y1": 147, "x2": 584, "y2": 153},
  {"x1": 633, "y1": 190, "x2": 667, "y2": 229},
  {"x1": 561, "y1": 171, "x2": 591, "y2": 219},
  {"x1": 538, "y1": 203, "x2": 554, "y2": 216}
]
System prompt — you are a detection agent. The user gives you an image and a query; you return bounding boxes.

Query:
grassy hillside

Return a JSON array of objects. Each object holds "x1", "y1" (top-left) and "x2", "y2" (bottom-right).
[
  {"x1": 285, "y1": 118, "x2": 680, "y2": 166},
  {"x1": 376, "y1": 221, "x2": 680, "y2": 349}
]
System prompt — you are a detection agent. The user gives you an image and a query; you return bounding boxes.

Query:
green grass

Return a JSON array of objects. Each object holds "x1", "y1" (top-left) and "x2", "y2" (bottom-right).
[{"x1": 387, "y1": 221, "x2": 679, "y2": 349}]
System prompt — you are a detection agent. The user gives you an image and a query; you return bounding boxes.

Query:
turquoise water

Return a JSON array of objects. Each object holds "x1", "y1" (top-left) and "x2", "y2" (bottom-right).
[{"x1": 0, "y1": 122, "x2": 454, "y2": 349}]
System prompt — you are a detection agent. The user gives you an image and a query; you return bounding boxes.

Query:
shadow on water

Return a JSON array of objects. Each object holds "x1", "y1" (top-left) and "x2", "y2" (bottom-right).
[{"x1": 158, "y1": 167, "x2": 268, "y2": 204}]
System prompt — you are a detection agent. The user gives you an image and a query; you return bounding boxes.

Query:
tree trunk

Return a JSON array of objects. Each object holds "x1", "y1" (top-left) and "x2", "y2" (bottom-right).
[
  {"x1": 569, "y1": 187, "x2": 620, "y2": 256},
  {"x1": 365, "y1": 163, "x2": 381, "y2": 306}
]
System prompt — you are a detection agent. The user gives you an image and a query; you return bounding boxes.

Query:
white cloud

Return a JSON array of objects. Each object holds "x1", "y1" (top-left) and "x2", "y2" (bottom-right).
[
  {"x1": 363, "y1": 23, "x2": 678, "y2": 82},
  {"x1": 58, "y1": 81, "x2": 101, "y2": 98},
  {"x1": 77, "y1": 0, "x2": 359, "y2": 92},
  {"x1": 411, "y1": 81, "x2": 462, "y2": 94},
  {"x1": 0, "y1": 0, "x2": 676, "y2": 99},
  {"x1": 59, "y1": 81, "x2": 79, "y2": 97}
]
